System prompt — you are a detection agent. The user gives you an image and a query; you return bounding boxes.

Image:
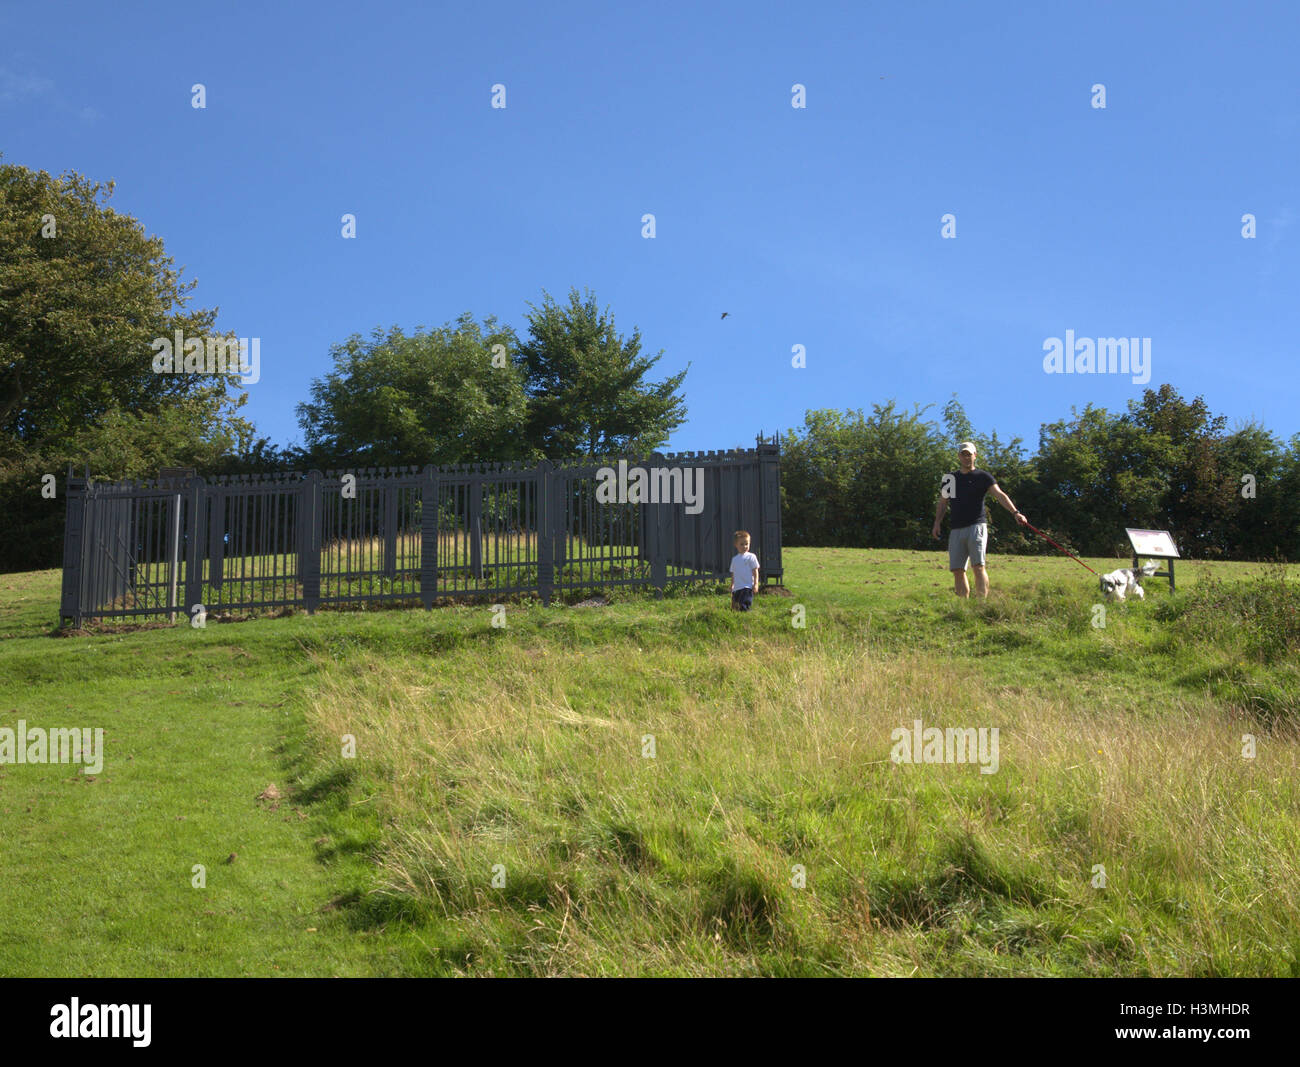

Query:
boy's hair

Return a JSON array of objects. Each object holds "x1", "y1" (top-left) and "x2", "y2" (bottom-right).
[{"x1": 733, "y1": 530, "x2": 751, "y2": 544}]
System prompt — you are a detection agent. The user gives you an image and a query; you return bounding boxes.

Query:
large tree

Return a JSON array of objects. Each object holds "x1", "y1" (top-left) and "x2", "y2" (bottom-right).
[
  {"x1": 0, "y1": 158, "x2": 254, "y2": 571},
  {"x1": 296, "y1": 315, "x2": 529, "y2": 468},
  {"x1": 780, "y1": 403, "x2": 950, "y2": 548},
  {"x1": 515, "y1": 287, "x2": 687, "y2": 458},
  {"x1": 0, "y1": 158, "x2": 247, "y2": 455}
]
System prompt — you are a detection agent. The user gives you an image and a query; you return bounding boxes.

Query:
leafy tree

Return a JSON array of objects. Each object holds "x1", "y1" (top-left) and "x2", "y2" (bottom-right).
[
  {"x1": 515, "y1": 287, "x2": 687, "y2": 458},
  {"x1": 0, "y1": 159, "x2": 253, "y2": 571},
  {"x1": 1213, "y1": 422, "x2": 1295, "y2": 560},
  {"x1": 0, "y1": 158, "x2": 243, "y2": 454},
  {"x1": 1125, "y1": 386, "x2": 1230, "y2": 555},
  {"x1": 781, "y1": 403, "x2": 949, "y2": 548},
  {"x1": 1272, "y1": 437, "x2": 1300, "y2": 560},
  {"x1": 1032, "y1": 405, "x2": 1171, "y2": 557},
  {"x1": 296, "y1": 315, "x2": 528, "y2": 468}
]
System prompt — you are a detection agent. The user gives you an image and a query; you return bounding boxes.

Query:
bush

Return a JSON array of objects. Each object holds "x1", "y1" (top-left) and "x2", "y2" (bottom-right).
[{"x1": 1157, "y1": 562, "x2": 1300, "y2": 664}]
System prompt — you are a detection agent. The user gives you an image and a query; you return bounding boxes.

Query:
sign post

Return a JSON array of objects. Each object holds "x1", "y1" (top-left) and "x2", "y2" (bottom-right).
[{"x1": 1125, "y1": 528, "x2": 1179, "y2": 592}]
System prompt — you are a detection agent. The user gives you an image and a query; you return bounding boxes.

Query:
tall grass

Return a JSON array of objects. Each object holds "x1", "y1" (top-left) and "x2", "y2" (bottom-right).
[
  {"x1": 297, "y1": 589, "x2": 1300, "y2": 976},
  {"x1": 1155, "y1": 562, "x2": 1300, "y2": 727}
]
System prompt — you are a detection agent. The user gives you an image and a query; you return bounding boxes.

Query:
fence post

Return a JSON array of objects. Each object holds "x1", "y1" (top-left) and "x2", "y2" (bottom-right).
[
  {"x1": 166, "y1": 486, "x2": 182, "y2": 623},
  {"x1": 302, "y1": 470, "x2": 322, "y2": 613},
  {"x1": 650, "y1": 500, "x2": 667, "y2": 598},
  {"x1": 383, "y1": 478, "x2": 398, "y2": 579},
  {"x1": 758, "y1": 437, "x2": 783, "y2": 584},
  {"x1": 184, "y1": 477, "x2": 205, "y2": 622},
  {"x1": 536, "y1": 460, "x2": 553, "y2": 606},
  {"x1": 59, "y1": 469, "x2": 87, "y2": 627},
  {"x1": 469, "y1": 475, "x2": 484, "y2": 581},
  {"x1": 207, "y1": 485, "x2": 224, "y2": 592},
  {"x1": 421, "y1": 464, "x2": 438, "y2": 609},
  {"x1": 647, "y1": 453, "x2": 667, "y2": 597}
]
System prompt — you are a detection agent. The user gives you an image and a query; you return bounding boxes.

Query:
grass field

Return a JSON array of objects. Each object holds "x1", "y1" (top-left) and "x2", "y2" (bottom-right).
[{"x1": 1, "y1": 547, "x2": 1298, "y2": 976}]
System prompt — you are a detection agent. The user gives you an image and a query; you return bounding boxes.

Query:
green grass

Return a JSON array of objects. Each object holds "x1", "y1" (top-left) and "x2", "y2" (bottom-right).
[{"x1": 1, "y1": 548, "x2": 1298, "y2": 976}]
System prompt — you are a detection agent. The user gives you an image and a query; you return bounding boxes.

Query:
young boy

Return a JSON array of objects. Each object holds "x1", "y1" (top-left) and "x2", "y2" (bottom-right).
[{"x1": 729, "y1": 530, "x2": 760, "y2": 611}]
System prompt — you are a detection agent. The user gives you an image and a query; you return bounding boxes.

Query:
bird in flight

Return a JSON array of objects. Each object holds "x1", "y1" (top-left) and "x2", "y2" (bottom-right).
[{"x1": 721, "y1": 312, "x2": 730, "y2": 320}]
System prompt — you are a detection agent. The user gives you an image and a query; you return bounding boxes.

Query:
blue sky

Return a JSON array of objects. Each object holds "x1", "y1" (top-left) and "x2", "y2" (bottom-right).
[{"x1": 3, "y1": 0, "x2": 1297, "y2": 456}]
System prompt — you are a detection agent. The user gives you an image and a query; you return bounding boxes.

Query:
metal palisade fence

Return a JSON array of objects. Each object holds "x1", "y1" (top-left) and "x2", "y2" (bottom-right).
[{"x1": 59, "y1": 438, "x2": 783, "y2": 627}]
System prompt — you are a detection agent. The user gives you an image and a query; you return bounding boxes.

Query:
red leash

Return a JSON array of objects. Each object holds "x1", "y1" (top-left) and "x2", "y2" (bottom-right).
[{"x1": 1022, "y1": 520, "x2": 1098, "y2": 575}]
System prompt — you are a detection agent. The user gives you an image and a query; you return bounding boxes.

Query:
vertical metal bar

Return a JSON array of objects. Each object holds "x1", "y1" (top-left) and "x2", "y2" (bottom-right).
[
  {"x1": 167, "y1": 488, "x2": 181, "y2": 622},
  {"x1": 184, "y1": 477, "x2": 204, "y2": 618},
  {"x1": 537, "y1": 461, "x2": 553, "y2": 606},
  {"x1": 469, "y1": 477, "x2": 483, "y2": 582},
  {"x1": 237, "y1": 485, "x2": 246, "y2": 603},
  {"x1": 650, "y1": 491, "x2": 666, "y2": 597},
  {"x1": 272, "y1": 482, "x2": 282, "y2": 604},
  {"x1": 60, "y1": 472, "x2": 86, "y2": 626},
  {"x1": 751, "y1": 447, "x2": 769, "y2": 583},
  {"x1": 302, "y1": 471, "x2": 322, "y2": 612},
  {"x1": 208, "y1": 488, "x2": 224, "y2": 596},
  {"x1": 383, "y1": 479, "x2": 397, "y2": 580},
  {"x1": 421, "y1": 465, "x2": 438, "y2": 608}
]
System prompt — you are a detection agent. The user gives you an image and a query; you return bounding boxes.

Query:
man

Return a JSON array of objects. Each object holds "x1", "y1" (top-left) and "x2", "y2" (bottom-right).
[{"x1": 931, "y1": 442, "x2": 1028, "y2": 598}]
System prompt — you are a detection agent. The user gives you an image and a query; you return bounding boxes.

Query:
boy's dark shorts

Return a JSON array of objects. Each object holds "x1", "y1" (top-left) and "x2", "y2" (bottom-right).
[{"x1": 731, "y1": 588, "x2": 754, "y2": 611}]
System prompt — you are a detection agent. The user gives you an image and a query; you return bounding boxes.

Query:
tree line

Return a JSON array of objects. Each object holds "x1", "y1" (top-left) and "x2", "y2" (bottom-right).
[{"x1": 781, "y1": 390, "x2": 1300, "y2": 560}]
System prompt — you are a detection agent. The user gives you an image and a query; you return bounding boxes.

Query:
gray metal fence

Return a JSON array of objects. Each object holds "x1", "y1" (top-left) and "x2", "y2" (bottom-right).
[{"x1": 60, "y1": 439, "x2": 783, "y2": 626}]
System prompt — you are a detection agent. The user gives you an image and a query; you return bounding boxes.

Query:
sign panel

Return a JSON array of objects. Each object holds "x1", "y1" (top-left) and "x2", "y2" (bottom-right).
[{"x1": 1125, "y1": 528, "x2": 1179, "y2": 558}]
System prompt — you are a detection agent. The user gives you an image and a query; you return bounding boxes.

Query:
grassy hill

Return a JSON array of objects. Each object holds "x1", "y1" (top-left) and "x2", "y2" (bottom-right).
[{"x1": 1, "y1": 548, "x2": 1297, "y2": 976}]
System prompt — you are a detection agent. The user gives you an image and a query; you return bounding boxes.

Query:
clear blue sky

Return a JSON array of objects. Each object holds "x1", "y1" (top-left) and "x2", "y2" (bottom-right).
[{"x1": 4, "y1": 0, "x2": 1297, "y2": 455}]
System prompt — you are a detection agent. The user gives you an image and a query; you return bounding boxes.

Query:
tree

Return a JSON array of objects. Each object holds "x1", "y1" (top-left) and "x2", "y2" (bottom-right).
[
  {"x1": 1127, "y1": 385, "x2": 1236, "y2": 557},
  {"x1": 515, "y1": 287, "x2": 687, "y2": 458},
  {"x1": 0, "y1": 159, "x2": 254, "y2": 572},
  {"x1": 296, "y1": 315, "x2": 529, "y2": 468},
  {"x1": 1213, "y1": 422, "x2": 1288, "y2": 558},
  {"x1": 781, "y1": 403, "x2": 949, "y2": 548},
  {"x1": 0, "y1": 158, "x2": 244, "y2": 455},
  {"x1": 1032, "y1": 405, "x2": 1171, "y2": 557}
]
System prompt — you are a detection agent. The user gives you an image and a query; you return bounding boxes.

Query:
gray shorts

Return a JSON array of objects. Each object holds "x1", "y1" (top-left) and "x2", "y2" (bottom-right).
[{"x1": 948, "y1": 522, "x2": 987, "y2": 570}]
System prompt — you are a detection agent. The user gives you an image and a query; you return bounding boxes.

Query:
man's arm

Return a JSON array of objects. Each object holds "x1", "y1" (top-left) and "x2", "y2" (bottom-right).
[
  {"x1": 932, "y1": 495, "x2": 948, "y2": 539},
  {"x1": 988, "y1": 483, "x2": 1028, "y2": 525}
]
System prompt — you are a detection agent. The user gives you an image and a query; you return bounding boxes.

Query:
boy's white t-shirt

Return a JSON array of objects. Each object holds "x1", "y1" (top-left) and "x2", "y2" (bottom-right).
[{"x1": 730, "y1": 551, "x2": 760, "y2": 590}]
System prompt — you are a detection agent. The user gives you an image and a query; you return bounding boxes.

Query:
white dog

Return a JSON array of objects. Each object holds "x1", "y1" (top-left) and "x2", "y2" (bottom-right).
[{"x1": 1099, "y1": 561, "x2": 1159, "y2": 601}]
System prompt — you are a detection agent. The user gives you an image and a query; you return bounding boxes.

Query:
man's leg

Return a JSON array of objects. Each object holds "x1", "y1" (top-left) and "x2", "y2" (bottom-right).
[
  {"x1": 969, "y1": 524, "x2": 989, "y2": 598},
  {"x1": 949, "y1": 527, "x2": 970, "y2": 597},
  {"x1": 952, "y1": 568, "x2": 969, "y2": 597}
]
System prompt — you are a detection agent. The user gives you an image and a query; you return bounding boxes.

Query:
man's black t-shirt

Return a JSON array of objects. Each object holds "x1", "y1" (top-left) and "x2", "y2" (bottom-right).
[{"x1": 948, "y1": 469, "x2": 997, "y2": 528}]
